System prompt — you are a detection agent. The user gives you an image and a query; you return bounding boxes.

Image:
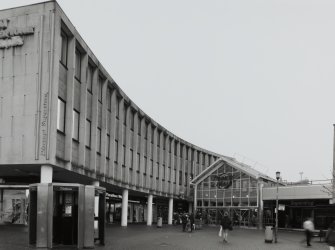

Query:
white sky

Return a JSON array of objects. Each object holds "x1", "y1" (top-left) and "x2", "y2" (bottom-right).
[{"x1": 2, "y1": 0, "x2": 335, "y2": 181}]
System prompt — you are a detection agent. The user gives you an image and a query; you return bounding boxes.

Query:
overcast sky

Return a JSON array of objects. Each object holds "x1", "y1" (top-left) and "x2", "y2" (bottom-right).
[{"x1": 2, "y1": 0, "x2": 335, "y2": 181}]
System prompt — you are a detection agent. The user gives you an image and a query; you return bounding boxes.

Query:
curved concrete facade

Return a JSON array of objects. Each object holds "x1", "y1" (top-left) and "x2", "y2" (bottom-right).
[{"x1": 0, "y1": 1, "x2": 221, "y2": 202}]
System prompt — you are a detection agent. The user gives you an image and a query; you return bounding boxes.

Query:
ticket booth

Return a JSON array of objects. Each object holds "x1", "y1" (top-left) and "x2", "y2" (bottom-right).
[{"x1": 28, "y1": 183, "x2": 105, "y2": 248}]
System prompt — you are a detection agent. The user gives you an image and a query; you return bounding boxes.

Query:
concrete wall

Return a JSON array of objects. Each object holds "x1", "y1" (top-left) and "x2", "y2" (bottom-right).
[
  {"x1": 263, "y1": 184, "x2": 331, "y2": 200},
  {"x1": 0, "y1": 2, "x2": 57, "y2": 165}
]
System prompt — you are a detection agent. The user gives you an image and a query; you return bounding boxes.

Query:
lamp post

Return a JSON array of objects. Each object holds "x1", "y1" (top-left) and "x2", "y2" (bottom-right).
[{"x1": 274, "y1": 171, "x2": 280, "y2": 243}]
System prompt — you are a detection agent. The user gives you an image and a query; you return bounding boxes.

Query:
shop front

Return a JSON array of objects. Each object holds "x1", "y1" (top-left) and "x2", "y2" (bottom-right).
[
  {"x1": 191, "y1": 157, "x2": 277, "y2": 229},
  {"x1": 0, "y1": 185, "x2": 28, "y2": 225}
]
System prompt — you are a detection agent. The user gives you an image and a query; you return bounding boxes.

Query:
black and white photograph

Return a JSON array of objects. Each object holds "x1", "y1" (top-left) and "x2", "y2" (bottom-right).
[{"x1": 0, "y1": 0, "x2": 335, "y2": 249}]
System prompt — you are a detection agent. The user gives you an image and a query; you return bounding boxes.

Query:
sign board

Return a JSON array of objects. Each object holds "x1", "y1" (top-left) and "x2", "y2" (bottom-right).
[
  {"x1": 0, "y1": 19, "x2": 35, "y2": 49},
  {"x1": 214, "y1": 173, "x2": 233, "y2": 189}
]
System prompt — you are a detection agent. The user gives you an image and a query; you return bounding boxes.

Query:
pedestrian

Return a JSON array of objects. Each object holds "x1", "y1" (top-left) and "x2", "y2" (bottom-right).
[
  {"x1": 303, "y1": 217, "x2": 314, "y2": 247},
  {"x1": 326, "y1": 221, "x2": 335, "y2": 250},
  {"x1": 189, "y1": 213, "x2": 195, "y2": 232},
  {"x1": 181, "y1": 213, "x2": 188, "y2": 232},
  {"x1": 220, "y1": 212, "x2": 232, "y2": 243}
]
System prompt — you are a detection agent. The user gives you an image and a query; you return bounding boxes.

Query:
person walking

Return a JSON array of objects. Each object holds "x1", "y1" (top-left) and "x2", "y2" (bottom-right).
[
  {"x1": 326, "y1": 221, "x2": 335, "y2": 250},
  {"x1": 303, "y1": 217, "x2": 314, "y2": 247},
  {"x1": 181, "y1": 213, "x2": 188, "y2": 232},
  {"x1": 189, "y1": 213, "x2": 195, "y2": 232},
  {"x1": 220, "y1": 212, "x2": 232, "y2": 243}
]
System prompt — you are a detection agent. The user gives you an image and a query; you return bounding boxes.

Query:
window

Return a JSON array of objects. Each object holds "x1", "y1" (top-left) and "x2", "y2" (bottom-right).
[
  {"x1": 98, "y1": 76, "x2": 103, "y2": 103},
  {"x1": 130, "y1": 110, "x2": 135, "y2": 131},
  {"x1": 123, "y1": 145, "x2": 126, "y2": 166},
  {"x1": 151, "y1": 127, "x2": 154, "y2": 143},
  {"x1": 105, "y1": 134, "x2": 110, "y2": 159},
  {"x1": 114, "y1": 140, "x2": 118, "y2": 162},
  {"x1": 123, "y1": 103, "x2": 128, "y2": 125},
  {"x1": 57, "y1": 98, "x2": 66, "y2": 133},
  {"x1": 157, "y1": 131, "x2": 161, "y2": 146},
  {"x1": 150, "y1": 160, "x2": 153, "y2": 176},
  {"x1": 85, "y1": 119, "x2": 91, "y2": 147},
  {"x1": 144, "y1": 122, "x2": 149, "y2": 139},
  {"x1": 137, "y1": 153, "x2": 140, "y2": 172},
  {"x1": 72, "y1": 110, "x2": 80, "y2": 141},
  {"x1": 137, "y1": 117, "x2": 141, "y2": 135},
  {"x1": 144, "y1": 156, "x2": 147, "y2": 174},
  {"x1": 107, "y1": 88, "x2": 112, "y2": 111},
  {"x1": 97, "y1": 128, "x2": 101, "y2": 154},
  {"x1": 60, "y1": 30, "x2": 68, "y2": 66},
  {"x1": 130, "y1": 149, "x2": 133, "y2": 168},
  {"x1": 87, "y1": 64, "x2": 93, "y2": 92},
  {"x1": 116, "y1": 97, "x2": 120, "y2": 118},
  {"x1": 75, "y1": 48, "x2": 81, "y2": 81}
]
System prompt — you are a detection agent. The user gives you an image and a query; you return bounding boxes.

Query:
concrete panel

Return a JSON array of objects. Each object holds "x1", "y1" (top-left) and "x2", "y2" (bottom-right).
[
  {"x1": 3, "y1": 57, "x2": 13, "y2": 78},
  {"x1": 56, "y1": 133, "x2": 65, "y2": 159},
  {"x1": 25, "y1": 54, "x2": 38, "y2": 75},
  {"x1": 73, "y1": 80, "x2": 80, "y2": 111},
  {"x1": 2, "y1": 78, "x2": 13, "y2": 100},
  {"x1": 58, "y1": 65, "x2": 67, "y2": 99},
  {"x1": 85, "y1": 147, "x2": 90, "y2": 169},
  {"x1": 13, "y1": 54, "x2": 25, "y2": 76},
  {"x1": 263, "y1": 184, "x2": 331, "y2": 200},
  {"x1": 23, "y1": 75, "x2": 38, "y2": 95},
  {"x1": 86, "y1": 93, "x2": 92, "y2": 119},
  {"x1": 72, "y1": 142, "x2": 79, "y2": 165}
]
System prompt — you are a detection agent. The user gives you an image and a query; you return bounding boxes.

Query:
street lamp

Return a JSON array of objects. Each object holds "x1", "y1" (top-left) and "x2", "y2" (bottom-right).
[{"x1": 274, "y1": 171, "x2": 280, "y2": 243}]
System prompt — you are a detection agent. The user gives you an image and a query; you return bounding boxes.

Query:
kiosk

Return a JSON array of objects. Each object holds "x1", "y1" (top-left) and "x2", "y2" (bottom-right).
[{"x1": 28, "y1": 183, "x2": 105, "y2": 248}]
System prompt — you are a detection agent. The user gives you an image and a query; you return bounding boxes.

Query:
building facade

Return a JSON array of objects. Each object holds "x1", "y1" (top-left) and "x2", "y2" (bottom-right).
[
  {"x1": 0, "y1": 1, "x2": 223, "y2": 226},
  {"x1": 190, "y1": 157, "x2": 278, "y2": 228}
]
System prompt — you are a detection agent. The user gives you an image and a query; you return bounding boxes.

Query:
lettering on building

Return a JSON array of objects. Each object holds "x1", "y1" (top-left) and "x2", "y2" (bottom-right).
[
  {"x1": 0, "y1": 19, "x2": 34, "y2": 49},
  {"x1": 40, "y1": 92, "x2": 49, "y2": 156},
  {"x1": 214, "y1": 173, "x2": 233, "y2": 189}
]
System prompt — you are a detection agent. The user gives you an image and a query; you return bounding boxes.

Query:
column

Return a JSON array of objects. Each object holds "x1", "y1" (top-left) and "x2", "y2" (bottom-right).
[
  {"x1": 78, "y1": 54, "x2": 88, "y2": 168},
  {"x1": 168, "y1": 197, "x2": 173, "y2": 225},
  {"x1": 64, "y1": 37, "x2": 76, "y2": 170},
  {"x1": 40, "y1": 165, "x2": 53, "y2": 183},
  {"x1": 194, "y1": 184, "x2": 197, "y2": 212},
  {"x1": 188, "y1": 202, "x2": 193, "y2": 214},
  {"x1": 121, "y1": 189, "x2": 128, "y2": 227},
  {"x1": 147, "y1": 194, "x2": 153, "y2": 226},
  {"x1": 100, "y1": 78, "x2": 108, "y2": 179},
  {"x1": 258, "y1": 181, "x2": 264, "y2": 229},
  {"x1": 333, "y1": 124, "x2": 335, "y2": 203},
  {"x1": 89, "y1": 67, "x2": 99, "y2": 173}
]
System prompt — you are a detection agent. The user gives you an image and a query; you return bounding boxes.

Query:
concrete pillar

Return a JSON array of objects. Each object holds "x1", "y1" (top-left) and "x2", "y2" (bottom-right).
[
  {"x1": 333, "y1": 124, "x2": 335, "y2": 203},
  {"x1": 188, "y1": 202, "x2": 193, "y2": 214},
  {"x1": 147, "y1": 194, "x2": 153, "y2": 226},
  {"x1": 194, "y1": 184, "x2": 197, "y2": 213},
  {"x1": 168, "y1": 197, "x2": 173, "y2": 225},
  {"x1": 258, "y1": 181, "x2": 264, "y2": 229},
  {"x1": 40, "y1": 165, "x2": 53, "y2": 183},
  {"x1": 121, "y1": 189, "x2": 128, "y2": 227}
]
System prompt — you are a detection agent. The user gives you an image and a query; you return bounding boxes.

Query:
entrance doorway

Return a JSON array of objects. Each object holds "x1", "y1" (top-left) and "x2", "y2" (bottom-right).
[{"x1": 53, "y1": 187, "x2": 78, "y2": 246}]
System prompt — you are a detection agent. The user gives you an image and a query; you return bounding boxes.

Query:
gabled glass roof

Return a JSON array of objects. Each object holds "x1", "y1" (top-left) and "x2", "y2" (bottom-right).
[{"x1": 191, "y1": 156, "x2": 277, "y2": 185}]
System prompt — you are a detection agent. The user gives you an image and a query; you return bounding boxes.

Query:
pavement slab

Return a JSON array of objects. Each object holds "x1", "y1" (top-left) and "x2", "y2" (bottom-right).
[{"x1": 0, "y1": 224, "x2": 330, "y2": 250}]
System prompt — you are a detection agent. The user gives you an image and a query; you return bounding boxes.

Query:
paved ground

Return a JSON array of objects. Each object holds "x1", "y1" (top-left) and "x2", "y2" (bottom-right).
[{"x1": 0, "y1": 224, "x2": 330, "y2": 250}]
